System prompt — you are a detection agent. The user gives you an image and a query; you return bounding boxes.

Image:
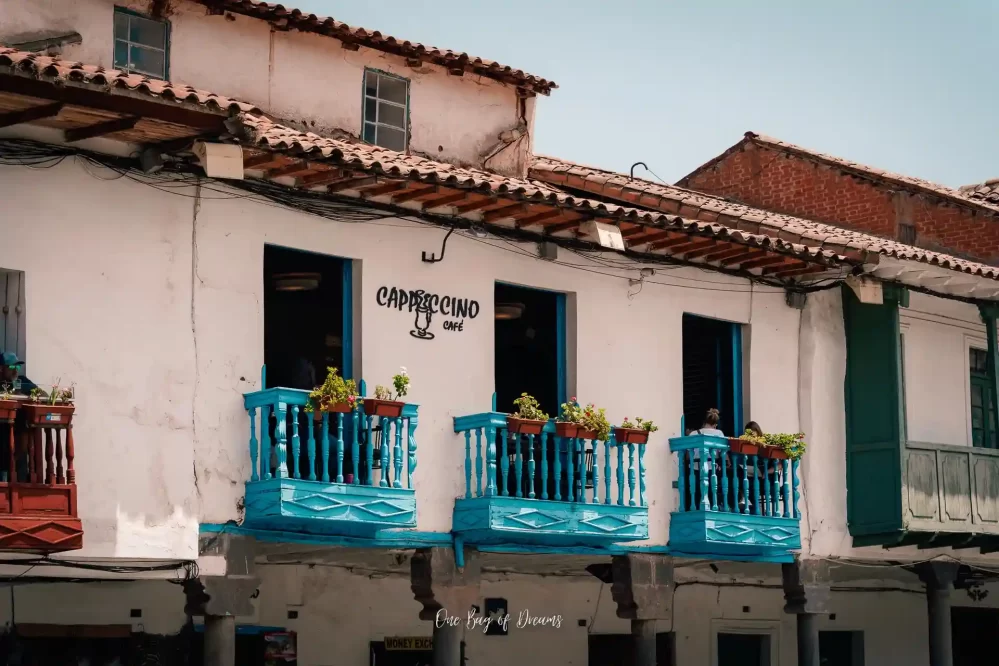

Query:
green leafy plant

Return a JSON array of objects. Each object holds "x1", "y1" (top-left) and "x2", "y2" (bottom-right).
[
  {"x1": 742, "y1": 430, "x2": 807, "y2": 460},
  {"x1": 29, "y1": 387, "x2": 45, "y2": 403},
  {"x1": 559, "y1": 398, "x2": 610, "y2": 440},
  {"x1": 558, "y1": 397, "x2": 584, "y2": 424},
  {"x1": 512, "y1": 393, "x2": 549, "y2": 421},
  {"x1": 0, "y1": 384, "x2": 12, "y2": 401},
  {"x1": 620, "y1": 416, "x2": 659, "y2": 433},
  {"x1": 374, "y1": 366, "x2": 410, "y2": 401},
  {"x1": 306, "y1": 367, "x2": 359, "y2": 413}
]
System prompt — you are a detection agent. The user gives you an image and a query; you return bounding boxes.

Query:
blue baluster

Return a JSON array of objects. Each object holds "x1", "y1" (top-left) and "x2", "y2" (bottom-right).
[
  {"x1": 351, "y1": 411, "x2": 359, "y2": 484},
  {"x1": 290, "y1": 405, "x2": 300, "y2": 479},
  {"x1": 501, "y1": 430, "x2": 509, "y2": 497},
  {"x1": 336, "y1": 413, "x2": 345, "y2": 483},
  {"x1": 248, "y1": 408, "x2": 258, "y2": 482},
  {"x1": 750, "y1": 455, "x2": 759, "y2": 515},
  {"x1": 762, "y1": 457, "x2": 771, "y2": 516},
  {"x1": 541, "y1": 431, "x2": 548, "y2": 500},
  {"x1": 475, "y1": 428, "x2": 483, "y2": 497},
  {"x1": 771, "y1": 459, "x2": 780, "y2": 516},
  {"x1": 580, "y1": 439, "x2": 589, "y2": 503},
  {"x1": 554, "y1": 437, "x2": 562, "y2": 501},
  {"x1": 515, "y1": 433, "x2": 523, "y2": 498},
  {"x1": 365, "y1": 414, "x2": 374, "y2": 486},
  {"x1": 638, "y1": 439, "x2": 646, "y2": 507},
  {"x1": 699, "y1": 447, "x2": 711, "y2": 510},
  {"x1": 393, "y1": 417, "x2": 403, "y2": 489},
  {"x1": 687, "y1": 449, "x2": 696, "y2": 510},
  {"x1": 592, "y1": 440, "x2": 600, "y2": 504},
  {"x1": 782, "y1": 459, "x2": 791, "y2": 518},
  {"x1": 464, "y1": 430, "x2": 472, "y2": 499},
  {"x1": 307, "y1": 413, "x2": 316, "y2": 481},
  {"x1": 260, "y1": 405, "x2": 271, "y2": 480},
  {"x1": 628, "y1": 443, "x2": 636, "y2": 507},
  {"x1": 486, "y1": 426, "x2": 497, "y2": 496},
  {"x1": 604, "y1": 437, "x2": 612, "y2": 506},
  {"x1": 407, "y1": 414, "x2": 418, "y2": 490},
  {"x1": 676, "y1": 449, "x2": 685, "y2": 513},
  {"x1": 792, "y1": 459, "x2": 801, "y2": 519},
  {"x1": 617, "y1": 440, "x2": 625, "y2": 507},
  {"x1": 379, "y1": 418, "x2": 391, "y2": 488},
  {"x1": 274, "y1": 401, "x2": 288, "y2": 478},
  {"x1": 527, "y1": 434, "x2": 536, "y2": 499},
  {"x1": 566, "y1": 438, "x2": 575, "y2": 502},
  {"x1": 720, "y1": 449, "x2": 729, "y2": 512},
  {"x1": 320, "y1": 413, "x2": 330, "y2": 483}
]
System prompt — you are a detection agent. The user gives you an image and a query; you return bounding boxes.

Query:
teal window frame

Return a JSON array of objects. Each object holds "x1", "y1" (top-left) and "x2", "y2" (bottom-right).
[
  {"x1": 361, "y1": 68, "x2": 410, "y2": 151},
  {"x1": 970, "y1": 346, "x2": 996, "y2": 449},
  {"x1": 113, "y1": 6, "x2": 170, "y2": 79}
]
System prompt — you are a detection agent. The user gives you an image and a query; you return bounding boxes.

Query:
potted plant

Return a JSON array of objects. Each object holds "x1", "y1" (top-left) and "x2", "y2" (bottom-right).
[
  {"x1": 614, "y1": 416, "x2": 658, "y2": 444},
  {"x1": 507, "y1": 393, "x2": 550, "y2": 435},
  {"x1": 727, "y1": 433, "x2": 761, "y2": 456},
  {"x1": 555, "y1": 398, "x2": 585, "y2": 438},
  {"x1": 305, "y1": 367, "x2": 359, "y2": 420},
  {"x1": 22, "y1": 383, "x2": 75, "y2": 426},
  {"x1": 738, "y1": 430, "x2": 807, "y2": 460},
  {"x1": 556, "y1": 399, "x2": 611, "y2": 441},
  {"x1": 0, "y1": 383, "x2": 18, "y2": 423},
  {"x1": 363, "y1": 367, "x2": 409, "y2": 418}
]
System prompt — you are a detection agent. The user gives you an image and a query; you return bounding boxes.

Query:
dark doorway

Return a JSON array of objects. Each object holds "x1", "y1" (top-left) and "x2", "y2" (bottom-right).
[
  {"x1": 819, "y1": 630, "x2": 864, "y2": 666},
  {"x1": 264, "y1": 245, "x2": 349, "y2": 390},
  {"x1": 717, "y1": 632, "x2": 769, "y2": 666},
  {"x1": 494, "y1": 283, "x2": 564, "y2": 418},
  {"x1": 953, "y1": 607, "x2": 999, "y2": 666},
  {"x1": 587, "y1": 632, "x2": 674, "y2": 666},
  {"x1": 682, "y1": 314, "x2": 742, "y2": 437},
  {"x1": 370, "y1": 639, "x2": 463, "y2": 666}
]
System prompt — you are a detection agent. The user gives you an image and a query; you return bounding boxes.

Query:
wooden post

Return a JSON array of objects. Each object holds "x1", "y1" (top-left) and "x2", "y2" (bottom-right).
[{"x1": 65, "y1": 425, "x2": 76, "y2": 484}]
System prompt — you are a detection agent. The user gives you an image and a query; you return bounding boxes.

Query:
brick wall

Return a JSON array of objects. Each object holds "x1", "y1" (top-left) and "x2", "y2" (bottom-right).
[{"x1": 682, "y1": 142, "x2": 999, "y2": 264}]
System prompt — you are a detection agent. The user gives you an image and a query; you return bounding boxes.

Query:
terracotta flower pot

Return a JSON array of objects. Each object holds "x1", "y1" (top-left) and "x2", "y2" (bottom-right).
[
  {"x1": 614, "y1": 427, "x2": 650, "y2": 444},
  {"x1": 726, "y1": 438, "x2": 760, "y2": 456},
  {"x1": 22, "y1": 402, "x2": 75, "y2": 426},
  {"x1": 313, "y1": 401, "x2": 355, "y2": 421},
  {"x1": 363, "y1": 399, "x2": 405, "y2": 418},
  {"x1": 576, "y1": 429, "x2": 598, "y2": 440},
  {"x1": 555, "y1": 422, "x2": 580, "y2": 438},
  {"x1": 760, "y1": 446, "x2": 789, "y2": 460},
  {"x1": 0, "y1": 399, "x2": 19, "y2": 423},
  {"x1": 507, "y1": 416, "x2": 547, "y2": 435}
]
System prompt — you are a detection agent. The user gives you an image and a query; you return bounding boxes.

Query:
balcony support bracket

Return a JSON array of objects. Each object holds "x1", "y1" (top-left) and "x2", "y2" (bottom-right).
[
  {"x1": 411, "y1": 547, "x2": 481, "y2": 666},
  {"x1": 607, "y1": 554, "x2": 674, "y2": 666}
]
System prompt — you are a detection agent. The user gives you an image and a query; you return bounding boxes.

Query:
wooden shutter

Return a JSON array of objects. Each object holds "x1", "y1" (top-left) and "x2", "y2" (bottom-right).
[{"x1": 1, "y1": 270, "x2": 25, "y2": 362}]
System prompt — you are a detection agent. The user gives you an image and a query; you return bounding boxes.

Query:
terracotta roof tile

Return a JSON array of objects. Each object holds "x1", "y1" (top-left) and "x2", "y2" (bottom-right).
[
  {"x1": 193, "y1": 1, "x2": 556, "y2": 95},
  {"x1": 531, "y1": 154, "x2": 999, "y2": 280},
  {"x1": 0, "y1": 48, "x2": 260, "y2": 114},
  {"x1": 960, "y1": 180, "x2": 999, "y2": 205}
]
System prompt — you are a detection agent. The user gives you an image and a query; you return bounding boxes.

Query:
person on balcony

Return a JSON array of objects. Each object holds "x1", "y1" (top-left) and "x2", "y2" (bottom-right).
[
  {"x1": 0, "y1": 352, "x2": 42, "y2": 397},
  {"x1": 683, "y1": 408, "x2": 725, "y2": 510},
  {"x1": 744, "y1": 421, "x2": 763, "y2": 437}
]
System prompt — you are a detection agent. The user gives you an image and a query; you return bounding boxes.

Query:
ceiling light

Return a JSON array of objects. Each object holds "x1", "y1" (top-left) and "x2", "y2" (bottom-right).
[
  {"x1": 273, "y1": 272, "x2": 321, "y2": 292},
  {"x1": 495, "y1": 303, "x2": 524, "y2": 320}
]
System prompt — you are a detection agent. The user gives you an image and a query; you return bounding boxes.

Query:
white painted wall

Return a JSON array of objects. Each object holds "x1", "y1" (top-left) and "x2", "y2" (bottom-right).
[
  {"x1": 0, "y1": 0, "x2": 535, "y2": 175},
  {"x1": 0, "y1": 562, "x2": 993, "y2": 666}
]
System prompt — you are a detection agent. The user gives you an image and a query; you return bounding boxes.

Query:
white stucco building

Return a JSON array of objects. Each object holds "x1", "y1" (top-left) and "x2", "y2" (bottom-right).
[{"x1": 1, "y1": 2, "x2": 998, "y2": 666}]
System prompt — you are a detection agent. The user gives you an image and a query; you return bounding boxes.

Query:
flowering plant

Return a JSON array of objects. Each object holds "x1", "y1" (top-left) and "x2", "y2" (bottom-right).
[
  {"x1": 620, "y1": 416, "x2": 658, "y2": 433},
  {"x1": 374, "y1": 367, "x2": 410, "y2": 401},
  {"x1": 560, "y1": 398, "x2": 610, "y2": 440},
  {"x1": 512, "y1": 393, "x2": 549, "y2": 421},
  {"x1": 741, "y1": 430, "x2": 807, "y2": 460},
  {"x1": 306, "y1": 367, "x2": 359, "y2": 413}
]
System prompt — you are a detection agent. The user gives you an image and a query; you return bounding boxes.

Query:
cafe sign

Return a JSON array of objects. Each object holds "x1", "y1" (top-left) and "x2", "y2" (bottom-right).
[{"x1": 375, "y1": 285, "x2": 481, "y2": 341}]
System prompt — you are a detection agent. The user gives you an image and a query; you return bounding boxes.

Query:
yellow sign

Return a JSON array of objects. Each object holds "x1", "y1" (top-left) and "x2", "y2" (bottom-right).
[{"x1": 384, "y1": 637, "x2": 433, "y2": 651}]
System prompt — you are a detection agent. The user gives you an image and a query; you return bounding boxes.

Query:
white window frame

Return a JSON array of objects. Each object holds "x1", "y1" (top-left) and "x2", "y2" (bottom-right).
[
  {"x1": 362, "y1": 68, "x2": 410, "y2": 151},
  {"x1": 710, "y1": 618, "x2": 780, "y2": 666},
  {"x1": 965, "y1": 333, "x2": 990, "y2": 447},
  {"x1": 113, "y1": 7, "x2": 169, "y2": 79}
]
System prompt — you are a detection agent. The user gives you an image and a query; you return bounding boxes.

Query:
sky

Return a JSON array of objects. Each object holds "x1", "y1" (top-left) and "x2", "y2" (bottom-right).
[{"x1": 293, "y1": 0, "x2": 998, "y2": 188}]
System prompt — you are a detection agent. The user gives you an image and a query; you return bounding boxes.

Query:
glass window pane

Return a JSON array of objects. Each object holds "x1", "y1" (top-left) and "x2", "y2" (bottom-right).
[
  {"x1": 378, "y1": 76, "x2": 408, "y2": 104},
  {"x1": 972, "y1": 408, "x2": 983, "y2": 429},
  {"x1": 377, "y1": 126, "x2": 406, "y2": 151},
  {"x1": 114, "y1": 12, "x2": 129, "y2": 40},
  {"x1": 972, "y1": 384, "x2": 984, "y2": 408},
  {"x1": 130, "y1": 45, "x2": 165, "y2": 77},
  {"x1": 113, "y1": 40, "x2": 129, "y2": 69},
  {"x1": 365, "y1": 71, "x2": 378, "y2": 97},
  {"x1": 378, "y1": 101, "x2": 405, "y2": 128},
  {"x1": 362, "y1": 122, "x2": 377, "y2": 143},
  {"x1": 130, "y1": 15, "x2": 166, "y2": 49},
  {"x1": 974, "y1": 429, "x2": 983, "y2": 447},
  {"x1": 364, "y1": 97, "x2": 376, "y2": 123}
]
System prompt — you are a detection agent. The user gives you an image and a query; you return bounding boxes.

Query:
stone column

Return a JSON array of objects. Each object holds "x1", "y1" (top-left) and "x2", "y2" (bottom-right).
[
  {"x1": 915, "y1": 562, "x2": 960, "y2": 666},
  {"x1": 411, "y1": 546, "x2": 481, "y2": 666},
  {"x1": 608, "y1": 554, "x2": 674, "y2": 666},
  {"x1": 186, "y1": 533, "x2": 260, "y2": 666},
  {"x1": 782, "y1": 559, "x2": 831, "y2": 666}
]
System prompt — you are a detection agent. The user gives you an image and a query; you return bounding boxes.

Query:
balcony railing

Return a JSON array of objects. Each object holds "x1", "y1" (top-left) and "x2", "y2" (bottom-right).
[
  {"x1": 669, "y1": 433, "x2": 800, "y2": 561},
  {"x1": 242, "y1": 387, "x2": 418, "y2": 536},
  {"x1": 451, "y1": 412, "x2": 649, "y2": 546},
  {"x1": 0, "y1": 399, "x2": 83, "y2": 552}
]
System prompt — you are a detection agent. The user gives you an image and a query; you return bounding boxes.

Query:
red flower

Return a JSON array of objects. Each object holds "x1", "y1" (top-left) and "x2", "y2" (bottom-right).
[{"x1": 347, "y1": 396, "x2": 356, "y2": 403}]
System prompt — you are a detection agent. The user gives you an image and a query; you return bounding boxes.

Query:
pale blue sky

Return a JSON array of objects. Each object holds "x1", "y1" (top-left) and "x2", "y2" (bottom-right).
[{"x1": 296, "y1": 1, "x2": 998, "y2": 188}]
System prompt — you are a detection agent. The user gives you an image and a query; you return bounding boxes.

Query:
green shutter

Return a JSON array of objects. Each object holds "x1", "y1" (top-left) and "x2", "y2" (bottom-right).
[{"x1": 842, "y1": 285, "x2": 904, "y2": 536}]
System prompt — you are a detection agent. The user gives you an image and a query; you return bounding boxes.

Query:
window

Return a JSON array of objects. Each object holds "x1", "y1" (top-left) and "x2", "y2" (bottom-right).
[
  {"x1": 717, "y1": 632, "x2": 771, "y2": 666},
  {"x1": 362, "y1": 69, "x2": 409, "y2": 151},
  {"x1": 898, "y1": 220, "x2": 917, "y2": 245},
  {"x1": 820, "y1": 631, "x2": 865, "y2": 666},
  {"x1": 682, "y1": 314, "x2": 743, "y2": 437},
  {"x1": 969, "y1": 347, "x2": 996, "y2": 448},
  {"x1": 1, "y1": 270, "x2": 25, "y2": 365},
  {"x1": 113, "y1": 7, "x2": 169, "y2": 79}
]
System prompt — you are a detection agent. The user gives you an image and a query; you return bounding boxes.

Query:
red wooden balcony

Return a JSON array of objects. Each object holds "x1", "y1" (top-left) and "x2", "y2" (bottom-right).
[{"x1": 0, "y1": 399, "x2": 82, "y2": 552}]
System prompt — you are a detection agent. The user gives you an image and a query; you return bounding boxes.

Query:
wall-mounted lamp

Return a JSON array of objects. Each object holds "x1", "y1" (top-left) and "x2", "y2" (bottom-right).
[
  {"x1": 273, "y1": 272, "x2": 321, "y2": 292},
  {"x1": 495, "y1": 303, "x2": 524, "y2": 320}
]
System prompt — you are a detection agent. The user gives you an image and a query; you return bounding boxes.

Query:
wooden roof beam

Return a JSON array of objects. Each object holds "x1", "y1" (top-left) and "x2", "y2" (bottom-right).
[
  {"x1": 267, "y1": 161, "x2": 314, "y2": 178},
  {"x1": 421, "y1": 191, "x2": 469, "y2": 209},
  {"x1": 328, "y1": 176, "x2": 378, "y2": 192},
  {"x1": 683, "y1": 241, "x2": 726, "y2": 260},
  {"x1": 483, "y1": 203, "x2": 528, "y2": 222},
  {"x1": 770, "y1": 264, "x2": 827, "y2": 279},
  {"x1": 627, "y1": 230, "x2": 677, "y2": 247},
  {"x1": 719, "y1": 249, "x2": 768, "y2": 266},
  {"x1": 546, "y1": 219, "x2": 584, "y2": 234},
  {"x1": 392, "y1": 185, "x2": 438, "y2": 204},
  {"x1": 297, "y1": 169, "x2": 347, "y2": 187},
  {"x1": 516, "y1": 208, "x2": 564, "y2": 229},
  {"x1": 64, "y1": 115, "x2": 139, "y2": 142},
  {"x1": 360, "y1": 181, "x2": 409, "y2": 198},
  {"x1": 742, "y1": 255, "x2": 794, "y2": 271},
  {"x1": 452, "y1": 196, "x2": 495, "y2": 214},
  {"x1": 702, "y1": 245, "x2": 753, "y2": 263},
  {"x1": 0, "y1": 102, "x2": 63, "y2": 128},
  {"x1": 648, "y1": 236, "x2": 698, "y2": 252},
  {"x1": 243, "y1": 152, "x2": 285, "y2": 170}
]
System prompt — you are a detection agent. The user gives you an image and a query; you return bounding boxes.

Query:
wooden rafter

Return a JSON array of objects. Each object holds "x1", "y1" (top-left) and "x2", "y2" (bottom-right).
[
  {"x1": 298, "y1": 169, "x2": 346, "y2": 187},
  {"x1": 421, "y1": 191, "x2": 468, "y2": 209},
  {"x1": 267, "y1": 161, "x2": 313, "y2": 178},
  {"x1": 452, "y1": 197, "x2": 495, "y2": 214},
  {"x1": 243, "y1": 152, "x2": 285, "y2": 169},
  {"x1": 770, "y1": 264, "x2": 826, "y2": 279},
  {"x1": 515, "y1": 209, "x2": 564, "y2": 228},
  {"x1": 670, "y1": 239, "x2": 717, "y2": 256},
  {"x1": 649, "y1": 236, "x2": 698, "y2": 252},
  {"x1": 702, "y1": 246, "x2": 752, "y2": 264},
  {"x1": 546, "y1": 219, "x2": 584, "y2": 234},
  {"x1": 0, "y1": 102, "x2": 64, "y2": 128},
  {"x1": 621, "y1": 225, "x2": 648, "y2": 238},
  {"x1": 482, "y1": 203, "x2": 527, "y2": 222},
  {"x1": 741, "y1": 255, "x2": 791, "y2": 271},
  {"x1": 64, "y1": 116, "x2": 139, "y2": 142},
  {"x1": 683, "y1": 241, "x2": 724, "y2": 260},
  {"x1": 328, "y1": 176, "x2": 378, "y2": 192},
  {"x1": 392, "y1": 185, "x2": 438, "y2": 204},
  {"x1": 720, "y1": 249, "x2": 767, "y2": 266},
  {"x1": 359, "y1": 181, "x2": 409, "y2": 198},
  {"x1": 628, "y1": 230, "x2": 677, "y2": 247}
]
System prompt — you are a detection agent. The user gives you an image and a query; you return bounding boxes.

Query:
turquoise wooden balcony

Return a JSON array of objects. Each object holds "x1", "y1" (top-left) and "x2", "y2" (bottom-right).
[
  {"x1": 242, "y1": 388, "x2": 417, "y2": 537},
  {"x1": 669, "y1": 434, "x2": 801, "y2": 561},
  {"x1": 451, "y1": 412, "x2": 649, "y2": 547}
]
